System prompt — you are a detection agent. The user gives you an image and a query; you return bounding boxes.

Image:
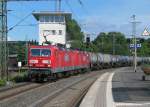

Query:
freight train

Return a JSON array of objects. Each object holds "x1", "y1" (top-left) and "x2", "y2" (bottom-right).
[{"x1": 28, "y1": 45, "x2": 150, "y2": 81}]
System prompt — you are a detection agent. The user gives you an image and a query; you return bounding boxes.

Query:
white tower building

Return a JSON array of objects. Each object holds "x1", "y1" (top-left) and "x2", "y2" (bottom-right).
[{"x1": 33, "y1": 11, "x2": 72, "y2": 45}]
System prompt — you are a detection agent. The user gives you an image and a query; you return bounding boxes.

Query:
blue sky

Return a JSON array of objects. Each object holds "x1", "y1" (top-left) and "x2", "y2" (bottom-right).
[{"x1": 7, "y1": 0, "x2": 150, "y2": 41}]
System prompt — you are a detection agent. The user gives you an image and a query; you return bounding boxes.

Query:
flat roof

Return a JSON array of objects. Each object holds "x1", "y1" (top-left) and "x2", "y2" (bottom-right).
[{"x1": 32, "y1": 11, "x2": 72, "y2": 20}]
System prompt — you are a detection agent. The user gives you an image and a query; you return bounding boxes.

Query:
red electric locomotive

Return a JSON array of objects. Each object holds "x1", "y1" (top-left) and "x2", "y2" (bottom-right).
[{"x1": 28, "y1": 45, "x2": 90, "y2": 81}]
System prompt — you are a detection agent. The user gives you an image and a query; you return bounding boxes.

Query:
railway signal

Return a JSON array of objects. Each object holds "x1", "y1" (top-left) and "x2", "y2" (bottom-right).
[{"x1": 86, "y1": 36, "x2": 90, "y2": 44}]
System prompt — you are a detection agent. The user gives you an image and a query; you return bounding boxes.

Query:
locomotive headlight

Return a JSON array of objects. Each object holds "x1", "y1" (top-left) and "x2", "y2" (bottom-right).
[
  {"x1": 30, "y1": 60, "x2": 38, "y2": 63},
  {"x1": 42, "y1": 60, "x2": 51, "y2": 64}
]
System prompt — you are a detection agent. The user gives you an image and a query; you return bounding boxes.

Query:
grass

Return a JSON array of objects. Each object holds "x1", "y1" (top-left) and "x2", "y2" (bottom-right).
[
  {"x1": 0, "y1": 79, "x2": 6, "y2": 87},
  {"x1": 0, "y1": 70, "x2": 29, "y2": 87},
  {"x1": 10, "y1": 71, "x2": 29, "y2": 83},
  {"x1": 11, "y1": 74, "x2": 29, "y2": 83}
]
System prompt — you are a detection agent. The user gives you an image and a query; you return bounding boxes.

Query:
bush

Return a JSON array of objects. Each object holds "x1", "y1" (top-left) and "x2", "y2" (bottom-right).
[
  {"x1": 141, "y1": 64, "x2": 150, "y2": 67},
  {"x1": 11, "y1": 74, "x2": 29, "y2": 83},
  {"x1": 0, "y1": 79, "x2": 6, "y2": 86}
]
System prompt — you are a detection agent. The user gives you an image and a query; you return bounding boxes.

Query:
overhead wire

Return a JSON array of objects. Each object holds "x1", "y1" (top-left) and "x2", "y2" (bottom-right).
[
  {"x1": 76, "y1": 0, "x2": 90, "y2": 30},
  {"x1": 7, "y1": 0, "x2": 89, "y2": 32},
  {"x1": 16, "y1": 24, "x2": 37, "y2": 26},
  {"x1": 8, "y1": 12, "x2": 37, "y2": 26},
  {"x1": 7, "y1": 2, "x2": 38, "y2": 42},
  {"x1": 77, "y1": 0, "x2": 89, "y2": 16},
  {"x1": 65, "y1": 0, "x2": 79, "y2": 20},
  {"x1": 8, "y1": 10, "x2": 35, "y2": 32},
  {"x1": 65, "y1": 0, "x2": 87, "y2": 28}
]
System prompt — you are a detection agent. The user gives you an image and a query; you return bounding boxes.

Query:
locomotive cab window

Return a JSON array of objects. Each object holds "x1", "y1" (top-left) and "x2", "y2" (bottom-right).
[
  {"x1": 31, "y1": 49, "x2": 51, "y2": 57},
  {"x1": 31, "y1": 49, "x2": 40, "y2": 56},
  {"x1": 41, "y1": 49, "x2": 51, "y2": 56}
]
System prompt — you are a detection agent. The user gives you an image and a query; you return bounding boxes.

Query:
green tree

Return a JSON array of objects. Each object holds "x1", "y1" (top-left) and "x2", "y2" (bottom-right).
[
  {"x1": 93, "y1": 32, "x2": 130, "y2": 55},
  {"x1": 66, "y1": 18, "x2": 84, "y2": 49},
  {"x1": 8, "y1": 41, "x2": 28, "y2": 64},
  {"x1": 138, "y1": 38, "x2": 150, "y2": 56}
]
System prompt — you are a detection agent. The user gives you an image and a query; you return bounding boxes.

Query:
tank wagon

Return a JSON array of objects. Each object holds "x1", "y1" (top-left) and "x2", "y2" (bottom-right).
[{"x1": 28, "y1": 45, "x2": 150, "y2": 81}]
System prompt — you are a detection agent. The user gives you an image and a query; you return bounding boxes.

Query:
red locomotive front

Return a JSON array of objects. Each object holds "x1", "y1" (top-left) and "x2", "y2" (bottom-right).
[
  {"x1": 28, "y1": 45, "x2": 53, "y2": 81},
  {"x1": 28, "y1": 45, "x2": 51, "y2": 68}
]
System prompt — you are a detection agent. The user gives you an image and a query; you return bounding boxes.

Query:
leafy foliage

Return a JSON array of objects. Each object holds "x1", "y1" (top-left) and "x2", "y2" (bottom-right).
[
  {"x1": 10, "y1": 70, "x2": 29, "y2": 83},
  {"x1": 137, "y1": 38, "x2": 150, "y2": 56},
  {"x1": 11, "y1": 74, "x2": 29, "y2": 83},
  {"x1": 66, "y1": 18, "x2": 84, "y2": 49},
  {"x1": 0, "y1": 79, "x2": 6, "y2": 86},
  {"x1": 93, "y1": 32, "x2": 130, "y2": 55},
  {"x1": 8, "y1": 40, "x2": 37, "y2": 65},
  {"x1": 8, "y1": 41, "x2": 26, "y2": 61}
]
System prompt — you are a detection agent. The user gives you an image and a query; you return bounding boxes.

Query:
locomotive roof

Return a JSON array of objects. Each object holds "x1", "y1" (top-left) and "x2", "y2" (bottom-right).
[
  {"x1": 29, "y1": 45, "x2": 89, "y2": 53},
  {"x1": 29, "y1": 45, "x2": 57, "y2": 49}
]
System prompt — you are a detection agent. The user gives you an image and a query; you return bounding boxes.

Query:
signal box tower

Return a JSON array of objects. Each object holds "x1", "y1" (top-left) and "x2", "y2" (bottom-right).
[{"x1": 33, "y1": 11, "x2": 72, "y2": 45}]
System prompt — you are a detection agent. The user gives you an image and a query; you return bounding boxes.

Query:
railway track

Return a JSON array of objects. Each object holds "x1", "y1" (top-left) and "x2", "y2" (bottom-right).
[
  {"x1": 30, "y1": 71, "x2": 101, "y2": 107},
  {"x1": 0, "y1": 82, "x2": 29, "y2": 93},
  {"x1": 0, "y1": 82, "x2": 46, "y2": 101},
  {"x1": 0, "y1": 69, "x2": 112, "y2": 107},
  {"x1": 40, "y1": 75, "x2": 96, "y2": 107}
]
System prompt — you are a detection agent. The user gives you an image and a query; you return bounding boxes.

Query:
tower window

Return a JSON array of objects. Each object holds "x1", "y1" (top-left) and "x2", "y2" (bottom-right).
[
  {"x1": 52, "y1": 30, "x2": 56, "y2": 35},
  {"x1": 40, "y1": 16, "x2": 44, "y2": 22},
  {"x1": 45, "y1": 16, "x2": 49, "y2": 22},
  {"x1": 39, "y1": 15, "x2": 65, "y2": 23},
  {"x1": 49, "y1": 16, "x2": 54, "y2": 22},
  {"x1": 59, "y1": 30, "x2": 62, "y2": 35},
  {"x1": 43, "y1": 30, "x2": 56, "y2": 35}
]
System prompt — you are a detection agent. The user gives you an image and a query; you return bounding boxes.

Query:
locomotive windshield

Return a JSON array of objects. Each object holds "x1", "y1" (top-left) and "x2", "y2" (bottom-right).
[
  {"x1": 41, "y1": 49, "x2": 51, "y2": 56},
  {"x1": 31, "y1": 49, "x2": 51, "y2": 57}
]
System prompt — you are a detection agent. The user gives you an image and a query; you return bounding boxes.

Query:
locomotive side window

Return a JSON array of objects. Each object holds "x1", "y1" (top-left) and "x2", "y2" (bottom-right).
[
  {"x1": 31, "y1": 49, "x2": 40, "y2": 56},
  {"x1": 31, "y1": 49, "x2": 51, "y2": 57}
]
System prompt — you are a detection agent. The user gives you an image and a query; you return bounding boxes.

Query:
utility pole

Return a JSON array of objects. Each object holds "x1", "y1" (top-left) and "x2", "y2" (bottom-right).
[
  {"x1": 101, "y1": 36, "x2": 103, "y2": 53},
  {"x1": 0, "y1": 0, "x2": 7, "y2": 79},
  {"x1": 112, "y1": 34, "x2": 115, "y2": 55},
  {"x1": 25, "y1": 35, "x2": 28, "y2": 65},
  {"x1": 131, "y1": 15, "x2": 140, "y2": 72}
]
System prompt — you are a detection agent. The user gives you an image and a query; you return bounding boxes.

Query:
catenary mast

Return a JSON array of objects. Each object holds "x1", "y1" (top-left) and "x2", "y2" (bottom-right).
[{"x1": 131, "y1": 15, "x2": 140, "y2": 72}]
